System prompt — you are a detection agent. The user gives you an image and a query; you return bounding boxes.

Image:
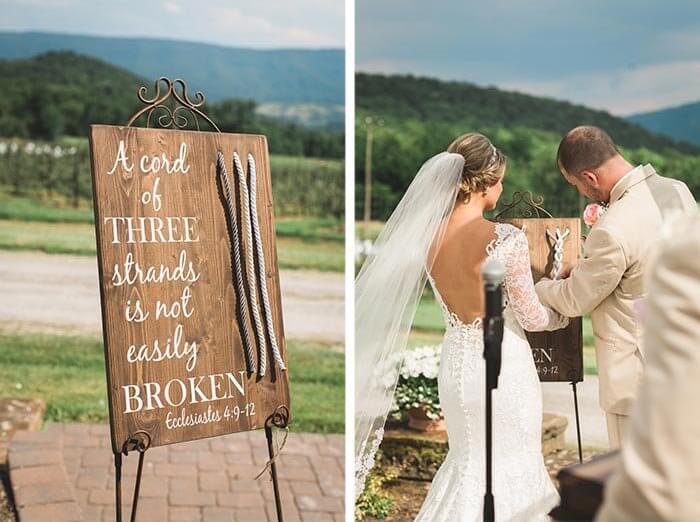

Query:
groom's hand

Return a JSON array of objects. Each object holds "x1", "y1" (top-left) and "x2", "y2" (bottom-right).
[{"x1": 559, "y1": 263, "x2": 573, "y2": 279}]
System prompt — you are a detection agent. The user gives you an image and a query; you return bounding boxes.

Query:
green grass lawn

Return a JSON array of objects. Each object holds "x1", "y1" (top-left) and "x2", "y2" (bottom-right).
[
  {"x1": 0, "y1": 192, "x2": 94, "y2": 223},
  {"x1": 0, "y1": 219, "x2": 98, "y2": 256},
  {"x1": 0, "y1": 332, "x2": 343, "y2": 433},
  {"x1": 275, "y1": 217, "x2": 344, "y2": 243},
  {"x1": 0, "y1": 193, "x2": 345, "y2": 243},
  {"x1": 0, "y1": 218, "x2": 344, "y2": 271},
  {"x1": 0, "y1": 192, "x2": 343, "y2": 271}
]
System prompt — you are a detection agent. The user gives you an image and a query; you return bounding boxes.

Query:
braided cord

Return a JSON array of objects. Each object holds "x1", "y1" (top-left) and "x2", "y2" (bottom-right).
[
  {"x1": 233, "y1": 152, "x2": 268, "y2": 376},
  {"x1": 546, "y1": 227, "x2": 571, "y2": 280},
  {"x1": 246, "y1": 153, "x2": 286, "y2": 371},
  {"x1": 216, "y1": 152, "x2": 256, "y2": 373}
]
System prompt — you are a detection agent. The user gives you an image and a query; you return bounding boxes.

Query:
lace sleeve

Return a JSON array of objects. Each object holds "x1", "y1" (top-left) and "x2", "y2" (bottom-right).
[{"x1": 496, "y1": 226, "x2": 569, "y2": 332}]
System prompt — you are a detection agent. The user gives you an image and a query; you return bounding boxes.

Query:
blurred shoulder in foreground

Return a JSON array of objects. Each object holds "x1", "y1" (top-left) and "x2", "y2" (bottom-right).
[{"x1": 597, "y1": 206, "x2": 700, "y2": 521}]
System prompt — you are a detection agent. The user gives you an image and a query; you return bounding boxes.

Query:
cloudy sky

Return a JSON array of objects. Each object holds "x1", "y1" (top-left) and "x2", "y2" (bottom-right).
[
  {"x1": 0, "y1": 0, "x2": 344, "y2": 48},
  {"x1": 357, "y1": 0, "x2": 700, "y2": 116}
]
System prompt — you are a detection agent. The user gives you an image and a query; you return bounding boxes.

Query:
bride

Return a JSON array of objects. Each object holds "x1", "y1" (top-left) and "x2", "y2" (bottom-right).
[{"x1": 355, "y1": 133, "x2": 569, "y2": 521}]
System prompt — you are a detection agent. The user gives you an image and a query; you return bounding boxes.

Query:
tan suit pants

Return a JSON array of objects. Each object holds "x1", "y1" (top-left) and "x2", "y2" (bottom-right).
[{"x1": 606, "y1": 413, "x2": 630, "y2": 449}]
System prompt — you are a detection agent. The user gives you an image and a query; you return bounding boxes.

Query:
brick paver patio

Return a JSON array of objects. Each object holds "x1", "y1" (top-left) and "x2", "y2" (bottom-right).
[{"x1": 9, "y1": 423, "x2": 344, "y2": 522}]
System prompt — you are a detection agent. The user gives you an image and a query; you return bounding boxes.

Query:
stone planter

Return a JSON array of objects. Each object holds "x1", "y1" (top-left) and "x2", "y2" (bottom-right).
[{"x1": 407, "y1": 407, "x2": 446, "y2": 432}]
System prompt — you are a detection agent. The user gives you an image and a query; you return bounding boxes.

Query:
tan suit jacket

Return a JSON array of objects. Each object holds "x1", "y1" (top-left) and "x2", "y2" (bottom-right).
[
  {"x1": 596, "y1": 209, "x2": 700, "y2": 521},
  {"x1": 536, "y1": 164, "x2": 696, "y2": 414}
]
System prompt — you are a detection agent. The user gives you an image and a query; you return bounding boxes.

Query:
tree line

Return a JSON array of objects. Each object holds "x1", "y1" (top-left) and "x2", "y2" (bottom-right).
[
  {"x1": 0, "y1": 51, "x2": 343, "y2": 159},
  {"x1": 356, "y1": 73, "x2": 700, "y2": 220},
  {"x1": 355, "y1": 116, "x2": 700, "y2": 220}
]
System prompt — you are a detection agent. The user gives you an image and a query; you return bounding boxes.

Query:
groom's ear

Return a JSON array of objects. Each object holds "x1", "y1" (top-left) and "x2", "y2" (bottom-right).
[{"x1": 580, "y1": 169, "x2": 599, "y2": 186}]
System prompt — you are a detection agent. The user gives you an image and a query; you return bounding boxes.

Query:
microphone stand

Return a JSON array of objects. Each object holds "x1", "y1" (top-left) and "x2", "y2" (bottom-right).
[{"x1": 481, "y1": 258, "x2": 506, "y2": 522}]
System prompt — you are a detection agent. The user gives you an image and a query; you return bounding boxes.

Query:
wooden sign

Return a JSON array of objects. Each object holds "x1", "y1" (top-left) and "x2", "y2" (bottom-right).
[
  {"x1": 503, "y1": 218, "x2": 583, "y2": 382},
  {"x1": 88, "y1": 125, "x2": 290, "y2": 453}
]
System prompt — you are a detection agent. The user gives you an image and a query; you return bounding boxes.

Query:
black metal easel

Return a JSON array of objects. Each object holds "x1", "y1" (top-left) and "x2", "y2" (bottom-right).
[
  {"x1": 113, "y1": 407, "x2": 289, "y2": 522},
  {"x1": 571, "y1": 381, "x2": 583, "y2": 463},
  {"x1": 114, "y1": 431, "x2": 150, "y2": 522},
  {"x1": 264, "y1": 406, "x2": 291, "y2": 522},
  {"x1": 107, "y1": 77, "x2": 290, "y2": 522}
]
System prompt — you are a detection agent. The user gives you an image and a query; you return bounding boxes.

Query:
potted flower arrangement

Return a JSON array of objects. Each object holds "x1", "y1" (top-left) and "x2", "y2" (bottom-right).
[{"x1": 391, "y1": 344, "x2": 444, "y2": 431}]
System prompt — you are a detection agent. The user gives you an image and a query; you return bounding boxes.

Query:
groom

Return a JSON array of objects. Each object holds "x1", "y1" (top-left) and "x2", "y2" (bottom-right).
[{"x1": 535, "y1": 125, "x2": 696, "y2": 449}]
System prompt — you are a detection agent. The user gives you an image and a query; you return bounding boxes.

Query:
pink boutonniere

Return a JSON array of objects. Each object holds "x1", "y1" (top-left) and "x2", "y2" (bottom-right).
[{"x1": 583, "y1": 203, "x2": 607, "y2": 227}]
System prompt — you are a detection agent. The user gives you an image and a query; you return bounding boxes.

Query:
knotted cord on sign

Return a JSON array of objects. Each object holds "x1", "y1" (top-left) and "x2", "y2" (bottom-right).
[
  {"x1": 233, "y1": 152, "x2": 269, "y2": 375},
  {"x1": 233, "y1": 152, "x2": 287, "y2": 375},
  {"x1": 546, "y1": 227, "x2": 571, "y2": 280},
  {"x1": 217, "y1": 151, "x2": 256, "y2": 374},
  {"x1": 242, "y1": 153, "x2": 286, "y2": 372}
]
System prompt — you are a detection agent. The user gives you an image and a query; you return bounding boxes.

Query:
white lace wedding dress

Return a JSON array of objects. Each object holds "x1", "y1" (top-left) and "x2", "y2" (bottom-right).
[{"x1": 416, "y1": 223, "x2": 568, "y2": 521}]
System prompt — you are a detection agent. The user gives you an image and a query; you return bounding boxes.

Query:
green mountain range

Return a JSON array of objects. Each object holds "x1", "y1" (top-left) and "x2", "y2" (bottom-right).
[
  {"x1": 357, "y1": 73, "x2": 698, "y2": 155},
  {"x1": 0, "y1": 51, "x2": 343, "y2": 158},
  {"x1": 628, "y1": 101, "x2": 700, "y2": 147},
  {"x1": 355, "y1": 73, "x2": 700, "y2": 220},
  {"x1": 0, "y1": 31, "x2": 343, "y2": 106},
  {"x1": 0, "y1": 51, "x2": 142, "y2": 139}
]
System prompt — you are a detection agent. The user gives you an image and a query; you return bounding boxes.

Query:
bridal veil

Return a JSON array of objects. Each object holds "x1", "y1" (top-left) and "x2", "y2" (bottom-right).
[{"x1": 354, "y1": 152, "x2": 465, "y2": 496}]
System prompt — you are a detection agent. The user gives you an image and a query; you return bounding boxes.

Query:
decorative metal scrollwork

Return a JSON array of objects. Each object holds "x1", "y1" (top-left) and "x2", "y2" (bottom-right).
[
  {"x1": 126, "y1": 77, "x2": 221, "y2": 132},
  {"x1": 494, "y1": 191, "x2": 553, "y2": 220}
]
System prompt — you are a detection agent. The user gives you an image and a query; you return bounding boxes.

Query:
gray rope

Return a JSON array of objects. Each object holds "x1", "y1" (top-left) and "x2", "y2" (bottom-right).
[
  {"x1": 216, "y1": 151, "x2": 256, "y2": 374},
  {"x1": 246, "y1": 153, "x2": 286, "y2": 371},
  {"x1": 233, "y1": 152, "x2": 268, "y2": 375}
]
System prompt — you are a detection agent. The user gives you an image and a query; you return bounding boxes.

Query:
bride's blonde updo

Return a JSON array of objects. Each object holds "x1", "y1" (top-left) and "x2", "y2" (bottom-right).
[{"x1": 447, "y1": 133, "x2": 506, "y2": 203}]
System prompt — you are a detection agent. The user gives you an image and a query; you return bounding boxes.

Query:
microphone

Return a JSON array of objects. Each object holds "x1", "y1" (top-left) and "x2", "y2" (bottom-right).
[
  {"x1": 482, "y1": 258, "x2": 505, "y2": 388},
  {"x1": 481, "y1": 257, "x2": 506, "y2": 522}
]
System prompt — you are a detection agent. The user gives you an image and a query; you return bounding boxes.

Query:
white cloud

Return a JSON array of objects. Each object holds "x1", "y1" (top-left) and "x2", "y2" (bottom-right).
[
  {"x1": 655, "y1": 24, "x2": 700, "y2": 58},
  {"x1": 0, "y1": 0, "x2": 344, "y2": 49},
  {"x1": 162, "y1": 1, "x2": 181, "y2": 15},
  {"x1": 500, "y1": 61, "x2": 700, "y2": 116},
  {"x1": 284, "y1": 27, "x2": 338, "y2": 47},
  {"x1": 357, "y1": 59, "x2": 422, "y2": 75},
  {"x1": 0, "y1": 0, "x2": 76, "y2": 6},
  {"x1": 206, "y1": 5, "x2": 340, "y2": 48}
]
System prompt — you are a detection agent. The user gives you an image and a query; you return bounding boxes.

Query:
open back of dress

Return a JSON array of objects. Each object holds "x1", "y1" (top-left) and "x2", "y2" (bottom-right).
[{"x1": 427, "y1": 216, "x2": 497, "y2": 325}]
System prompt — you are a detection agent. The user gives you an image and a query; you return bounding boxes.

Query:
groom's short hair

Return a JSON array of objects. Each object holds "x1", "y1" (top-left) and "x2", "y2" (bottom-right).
[{"x1": 557, "y1": 126, "x2": 620, "y2": 176}]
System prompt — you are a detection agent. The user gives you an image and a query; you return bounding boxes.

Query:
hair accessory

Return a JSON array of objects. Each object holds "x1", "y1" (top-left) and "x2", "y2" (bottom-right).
[{"x1": 489, "y1": 142, "x2": 498, "y2": 165}]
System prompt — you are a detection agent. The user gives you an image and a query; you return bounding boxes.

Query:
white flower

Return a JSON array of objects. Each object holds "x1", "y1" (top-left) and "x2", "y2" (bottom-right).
[
  {"x1": 400, "y1": 344, "x2": 441, "y2": 379},
  {"x1": 355, "y1": 238, "x2": 376, "y2": 262}
]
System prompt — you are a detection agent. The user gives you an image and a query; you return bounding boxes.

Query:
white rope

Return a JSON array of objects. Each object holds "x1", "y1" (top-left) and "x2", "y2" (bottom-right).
[
  {"x1": 246, "y1": 153, "x2": 286, "y2": 371},
  {"x1": 233, "y1": 152, "x2": 268, "y2": 376},
  {"x1": 546, "y1": 227, "x2": 571, "y2": 280},
  {"x1": 216, "y1": 152, "x2": 256, "y2": 373}
]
